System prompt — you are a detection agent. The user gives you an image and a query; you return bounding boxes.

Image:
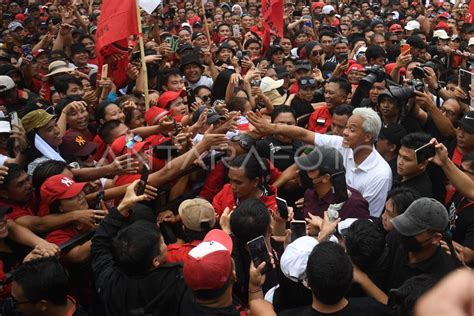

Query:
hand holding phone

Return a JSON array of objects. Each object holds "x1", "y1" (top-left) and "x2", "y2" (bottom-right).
[
  {"x1": 290, "y1": 220, "x2": 307, "y2": 242},
  {"x1": 136, "y1": 164, "x2": 149, "y2": 196},
  {"x1": 401, "y1": 43, "x2": 411, "y2": 55},
  {"x1": 247, "y1": 235, "x2": 272, "y2": 274}
]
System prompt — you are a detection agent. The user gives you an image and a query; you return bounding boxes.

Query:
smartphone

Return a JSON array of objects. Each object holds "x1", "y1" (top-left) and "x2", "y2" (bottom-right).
[
  {"x1": 275, "y1": 197, "x2": 288, "y2": 219},
  {"x1": 250, "y1": 79, "x2": 261, "y2": 87},
  {"x1": 9, "y1": 111, "x2": 18, "y2": 127},
  {"x1": 102, "y1": 64, "x2": 108, "y2": 78},
  {"x1": 186, "y1": 86, "x2": 196, "y2": 107},
  {"x1": 143, "y1": 25, "x2": 151, "y2": 38},
  {"x1": 232, "y1": 24, "x2": 241, "y2": 38},
  {"x1": 290, "y1": 220, "x2": 307, "y2": 242},
  {"x1": 339, "y1": 53, "x2": 348, "y2": 63},
  {"x1": 136, "y1": 164, "x2": 149, "y2": 195},
  {"x1": 331, "y1": 171, "x2": 348, "y2": 204},
  {"x1": 21, "y1": 44, "x2": 33, "y2": 61},
  {"x1": 400, "y1": 43, "x2": 411, "y2": 54},
  {"x1": 415, "y1": 143, "x2": 436, "y2": 164},
  {"x1": 458, "y1": 68, "x2": 473, "y2": 95},
  {"x1": 247, "y1": 235, "x2": 271, "y2": 274}
]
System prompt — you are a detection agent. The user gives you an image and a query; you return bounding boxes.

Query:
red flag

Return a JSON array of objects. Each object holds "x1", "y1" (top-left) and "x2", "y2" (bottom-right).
[
  {"x1": 469, "y1": 0, "x2": 474, "y2": 24},
  {"x1": 262, "y1": 0, "x2": 284, "y2": 52},
  {"x1": 95, "y1": 0, "x2": 139, "y2": 87}
]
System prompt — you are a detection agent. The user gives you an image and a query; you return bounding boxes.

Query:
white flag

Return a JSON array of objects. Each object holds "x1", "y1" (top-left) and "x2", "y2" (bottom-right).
[{"x1": 139, "y1": 0, "x2": 162, "y2": 14}]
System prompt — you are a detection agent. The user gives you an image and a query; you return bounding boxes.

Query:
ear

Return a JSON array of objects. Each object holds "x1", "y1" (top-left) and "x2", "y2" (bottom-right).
[
  {"x1": 432, "y1": 233, "x2": 443, "y2": 245},
  {"x1": 364, "y1": 132, "x2": 373, "y2": 144},
  {"x1": 419, "y1": 159, "x2": 429, "y2": 171},
  {"x1": 388, "y1": 143, "x2": 397, "y2": 154},
  {"x1": 152, "y1": 256, "x2": 161, "y2": 268},
  {"x1": 252, "y1": 177, "x2": 261, "y2": 187},
  {"x1": 321, "y1": 173, "x2": 331, "y2": 184}
]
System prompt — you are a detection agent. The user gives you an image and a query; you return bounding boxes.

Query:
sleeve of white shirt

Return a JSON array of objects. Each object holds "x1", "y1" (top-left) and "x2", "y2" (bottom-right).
[
  {"x1": 362, "y1": 174, "x2": 392, "y2": 217},
  {"x1": 314, "y1": 133, "x2": 344, "y2": 151},
  {"x1": 0, "y1": 154, "x2": 8, "y2": 166}
]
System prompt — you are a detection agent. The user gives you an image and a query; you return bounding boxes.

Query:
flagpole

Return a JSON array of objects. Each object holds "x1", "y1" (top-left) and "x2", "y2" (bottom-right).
[
  {"x1": 135, "y1": 0, "x2": 150, "y2": 110},
  {"x1": 200, "y1": 0, "x2": 212, "y2": 45}
]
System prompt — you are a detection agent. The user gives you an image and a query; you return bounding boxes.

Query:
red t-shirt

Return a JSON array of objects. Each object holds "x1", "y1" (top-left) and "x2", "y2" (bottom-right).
[
  {"x1": 308, "y1": 105, "x2": 332, "y2": 134},
  {"x1": 166, "y1": 240, "x2": 201, "y2": 263},
  {"x1": 93, "y1": 134, "x2": 108, "y2": 162},
  {"x1": 212, "y1": 184, "x2": 278, "y2": 217},
  {"x1": 46, "y1": 226, "x2": 81, "y2": 246}
]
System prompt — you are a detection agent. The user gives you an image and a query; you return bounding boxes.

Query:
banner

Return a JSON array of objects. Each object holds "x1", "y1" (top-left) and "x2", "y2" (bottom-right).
[
  {"x1": 139, "y1": 0, "x2": 162, "y2": 14},
  {"x1": 261, "y1": 0, "x2": 284, "y2": 51}
]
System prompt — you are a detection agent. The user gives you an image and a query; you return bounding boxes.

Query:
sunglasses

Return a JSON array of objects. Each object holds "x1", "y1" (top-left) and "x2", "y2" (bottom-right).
[
  {"x1": 312, "y1": 50, "x2": 323, "y2": 56},
  {"x1": 299, "y1": 78, "x2": 316, "y2": 86},
  {"x1": 126, "y1": 135, "x2": 143, "y2": 149},
  {"x1": 201, "y1": 95, "x2": 211, "y2": 102}
]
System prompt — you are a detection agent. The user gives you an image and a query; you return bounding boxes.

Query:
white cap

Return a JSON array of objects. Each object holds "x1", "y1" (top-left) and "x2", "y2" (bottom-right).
[
  {"x1": 0, "y1": 76, "x2": 15, "y2": 93},
  {"x1": 392, "y1": 11, "x2": 400, "y2": 20},
  {"x1": 468, "y1": 37, "x2": 474, "y2": 46},
  {"x1": 405, "y1": 20, "x2": 420, "y2": 31},
  {"x1": 280, "y1": 236, "x2": 318, "y2": 286},
  {"x1": 322, "y1": 5, "x2": 335, "y2": 15},
  {"x1": 260, "y1": 76, "x2": 284, "y2": 93},
  {"x1": 181, "y1": 22, "x2": 192, "y2": 30},
  {"x1": 355, "y1": 46, "x2": 367, "y2": 56},
  {"x1": 433, "y1": 29, "x2": 450, "y2": 40}
]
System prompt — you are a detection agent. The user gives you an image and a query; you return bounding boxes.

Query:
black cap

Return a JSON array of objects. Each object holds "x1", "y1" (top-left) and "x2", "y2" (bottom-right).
[
  {"x1": 274, "y1": 65, "x2": 290, "y2": 78},
  {"x1": 192, "y1": 32, "x2": 205, "y2": 41},
  {"x1": 192, "y1": 106, "x2": 226, "y2": 124},
  {"x1": 458, "y1": 111, "x2": 474, "y2": 134},
  {"x1": 378, "y1": 123, "x2": 407, "y2": 148},
  {"x1": 217, "y1": 42, "x2": 236, "y2": 54},
  {"x1": 268, "y1": 45, "x2": 284, "y2": 57},
  {"x1": 177, "y1": 43, "x2": 193, "y2": 55},
  {"x1": 194, "y1": 21, "x2": 203, "y2": 28},
  {"x1": 295, "y1": 146, "x2": 345, "y2": 174},
  {"x1": 49, "y1": 50, "x2": 68, "y2": 62},
  {"x1": 294, "y1": 60, "x2": 311, "y2": 71},
  {"x1": 70, "y1": 43, "x2": 88, "y2": 56},
  {"x1": 180, "y1": 54, "x2": 203, "y2": 72}
]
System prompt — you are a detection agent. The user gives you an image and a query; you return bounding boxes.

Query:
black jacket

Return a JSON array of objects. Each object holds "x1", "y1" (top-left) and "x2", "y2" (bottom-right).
[{"x1": 91, "y1": 207, "x2": 188, "y2": 316}]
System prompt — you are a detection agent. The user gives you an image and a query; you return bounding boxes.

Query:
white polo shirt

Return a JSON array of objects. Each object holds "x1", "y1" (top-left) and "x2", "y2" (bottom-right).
[{"x1": 314, "y1": 133, "x2": 392, "y2": 217}]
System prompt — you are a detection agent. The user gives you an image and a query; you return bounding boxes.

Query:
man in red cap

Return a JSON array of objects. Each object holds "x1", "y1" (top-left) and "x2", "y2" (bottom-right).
[
  {"x1": 42, "y1": 174, "x2": 106, "y2": 263},
  {"x1": 157, "y1": 90, "x2": 189, "y2": 123},
  {"x1": 180, "y1": 229, "x2": 243, "y2": 314}
]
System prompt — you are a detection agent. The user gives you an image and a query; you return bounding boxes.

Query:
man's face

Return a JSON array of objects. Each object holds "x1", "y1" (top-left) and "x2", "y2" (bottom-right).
[
  {"x1": 10, "y1": 27, "x2": 25, "y2": 41},
  {"x1": 397, "y1": 145, "x2": 422, "y2": 177},
  {"x1": 381, "y1": 198, "x2": 396, "y2": 231},
  {"x1": 369, "y1": 81, "x2": 386, "y2": 104},
  {"x1": 299, "y1": 86, "x2": 316, "y2": 102},
  {"x1": 379, "y1": 96, "x2": 399, "y2": 118},
  {"x1": 60, "y1": 191, "x2": 89, "y2": 212},
  {"x1": 183, "y1": 64, "x2": 202, "y2": 82},
  {"x1": 440, "y1": 99, "x2": 461, "y2": 124},
  {"x1": 66, "y1": 83, "x2": 84, "y2": 97},
  {"x1": 320, "y1": 35, "x2": 334, "y2": 54},
  {"x1": 334, "y1": 43, "x2": 348, "y2": 57},
  {"x1": 273, "y1": 112, "x2": 296, "y2": 143},
  {"x1": 72, "y1": 51, "x2": 89, "y2": 66},
  {"x1": 373, "y1": 35, "x2": 386, "y2": 48},
  {"x1": 11, "y1": 281, "x2": 42, "y2": 316},
  {"x1": 228, "y1": 167, "x2": 258, "y2": 199},
  {"x1": 370, "y1": 56, "x2": 386, "y2": 67},
  {"x1": 342, "y1": 115, "x2": 370, "y2": 149},
  {"x1": 108, "y1": 124, "x2": 130, "y2": 144},
  {"x1": 241, "y1": 15, "x2": 254, "y2": 29},
  {"x1": 169, "y1": 97, "x2": 188, "y2": 116},
  {"x1": 218, "y1": 25, "x2": 231, "y2": 38},
  {"x1": 456, "y1": 126, "x2": 474, "y2": 152},
  {"x1": 324, "y1": 82, "x2": 346, "y2": 110},
  {"x1": 178, "y1": 30, "x2": 191, "y2": 44},
  {"x1": 81, "y1": 38, "x2": 95, "y2": 56},
  {"x1": 331, "y1": 113, "x2": 350, "y2": 136},
  {"x1": 38, "y1": 119, "x2": 62, "y2": 148},
  {"x1": 280, "y1": 38, "x2": 292, "y2": 54},
  {"x1": 411, "y1": 47, "x2": 426, "y2": 60},
  {"x1": 166, "y1": 74, "x2": 184, "y2": 92},
  {"x1": 6, "y1": 171, "x2": 32, "y2": 202},
  {"x1": 231, "y1": 15, "x2": 241, "y2": 25}
]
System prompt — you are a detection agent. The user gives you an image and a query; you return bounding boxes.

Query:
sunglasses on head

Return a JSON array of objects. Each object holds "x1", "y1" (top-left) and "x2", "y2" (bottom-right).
[
  {"x1": 299, "y1": 78, "x2": 316, "y2": 86},
  {"x1": 231, "y1": 135, "x2": 251, "y2": 149}
]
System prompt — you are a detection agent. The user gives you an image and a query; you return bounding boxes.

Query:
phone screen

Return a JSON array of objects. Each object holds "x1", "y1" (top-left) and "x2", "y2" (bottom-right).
[
  {"x1": 331, "y1": 172, "x2": 348, "y2": 204},
  {"x1": 290, "y1": 220, "x2": 306, "y2": 242},
  {"x1": 415, "y1": 143, "x2": 435, "y2": 164},
  {"x1": 459, "y1": 68, "x2": 473, "y2": 94},
  {"x1": 247, "y1": 235, "x2": 271, "y2": 274},
  {"x1": 136, "y1": 164, "x2": 149, "y2": 195},
  {"x1": 9, "y1": 111, "x2": 18, "y2": 127},
  {"x1": 276, "y1": 197, "x2": 288, "y2": 219}
]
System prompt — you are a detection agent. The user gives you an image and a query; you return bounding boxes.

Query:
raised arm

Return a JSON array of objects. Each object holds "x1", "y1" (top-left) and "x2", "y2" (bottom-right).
[{"x1": 247, "y1": 111, "x2": 316, "y2": 145}]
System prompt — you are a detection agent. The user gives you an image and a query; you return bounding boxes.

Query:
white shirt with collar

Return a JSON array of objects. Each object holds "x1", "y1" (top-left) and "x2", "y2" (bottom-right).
[{"x1": 314, "y1": 133, "x2": 392, "y2": 217}]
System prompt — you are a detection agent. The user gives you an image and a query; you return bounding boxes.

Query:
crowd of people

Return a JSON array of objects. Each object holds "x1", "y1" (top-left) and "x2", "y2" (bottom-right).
[{"x1": 0, "y1": 0, "x2": 472, "y2": 315}]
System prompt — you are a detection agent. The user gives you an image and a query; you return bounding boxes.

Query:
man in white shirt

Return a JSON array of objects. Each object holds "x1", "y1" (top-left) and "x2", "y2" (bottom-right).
[{"x1": 248, "y1": 108, "x2": 392, "y2": 217}]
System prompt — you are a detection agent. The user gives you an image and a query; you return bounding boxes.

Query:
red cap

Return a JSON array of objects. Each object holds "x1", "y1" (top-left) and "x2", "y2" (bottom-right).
[
  {"x1": 345, "y1": 63, "x2": 364, "y2": 75},
  {"x1": 33, "y1": 49, "x2": 48, "y2": 58},
  {"x1": 15, "y1": 13, "x2": 26, "y2": 21},
  {"x1": 435, "y1": 21, "x2": 449, "y2": 31},
  {"x1": 157, "y1": 90, "x2": 186, "y2": 109},
  {"x1": 40, "y1": 175, "x2": 86, "y2": 206},
  {"x1": 145, "y1": 106, "x2": 167, "y2": 126},
  {"x1": 311, "y1": 2, "x2": 325, "y2": 10},
  {"x1": 110, "y1": 135, "x2": 150, "y2": 156},
  {"x1": 437, "y1": 12, "x2": 450, "y2": 19},
  {"x1": 184, "y1": 229, "x2": 233, "y2": 291},
  {"x1": 385, "y1": 63, "x2": 406, "y2": 76},
  {"x1": 389, "y1": 24, "x2": 403, "y2": 33}
]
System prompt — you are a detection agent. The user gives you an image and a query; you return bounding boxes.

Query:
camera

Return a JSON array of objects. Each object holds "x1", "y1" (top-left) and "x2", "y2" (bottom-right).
[
  {"x1": 407, "y1": 79, "x2": 425, "y2": 92},
  {"x1": 412, "y1": 61, "x2": 437, "y2": 80},
  {"x1": 359, "y1": 65, "x2": 386, "y2": 90}
]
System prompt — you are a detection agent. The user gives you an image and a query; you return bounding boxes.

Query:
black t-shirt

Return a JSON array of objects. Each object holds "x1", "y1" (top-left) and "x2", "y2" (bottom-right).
[
  {"x1": 395, "y1": 172, "x2": 433, "y2": 198},
  {"x1": 179, "y1": 290, "x2": 241, "y2": 316},
  {"x1": 447, "y1": 191, "x2": 474, "y2": 250},
  {"x1": 278, "y1": 297, "x2": 389, "y2": 316},
  {"x1": 256, "y1": 136, "x2": 303, "y2": 171},
  {"x1": 290, "y1": 96, "x2": 314, "y2": 120}
]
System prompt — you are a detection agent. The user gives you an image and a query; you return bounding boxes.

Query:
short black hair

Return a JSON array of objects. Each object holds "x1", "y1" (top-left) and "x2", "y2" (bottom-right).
[
  {"x1": 53, "y1": 74, "x2": 83, "y2": 95},
  {"x1": 389, "y1": 274, "x2": 436, "y2": 316},
  {"x1": 159, "y1": 68, "x2": 181, "y2": 91},
  {"x1": 113, "y1": 220, "x2": 163, "y2": 274},
  {"x1": 271, "y1": 106, "x2": 296, "y2": 122},
  {"x1": 386, "y1": 187, "x2": 421, "y2": 216},
  {"x1": 462, "y1": 151, "x2": 474, "y2": 170},
  {"x1": 31, "y1": 160, "x2": 69, "y2": 193},
  {"x1": 0, "y1": 163, "x2": 24, "y2": 190},
  {"x1": 98, "y1": 119, "x2": 123, "y2": 144},
  {"x1": 365, "y1": 44, "x2": 386, "y2": 62},
  {"x1": 345, "y1": 219, "x2": 386, "y2": 270},
  {"x1": 319, "y1": 31, "x2": 336, "y2": 40},
  {"x1": 95, "y1": 100, "x2": 116, "y2": 124},
  {"x1": 12, "y1": 257, "x2": 69, "y2": 306},
  {"x1": 306, "y1": 242, "x2": 353, "y2": 305},
  {"x1": 230, "y1": 198, "x2": 271, "y2": 244},
  {"x1": 333, "y1": 104, "x2": 354, "y2": 116},
  {"x1": 406, "y1": 35, "x2": 427, "y2": 50},
  {"x1": 54, "y1": 95, "x2": 84, "y2": 116},
  {"x1": 230, "y1": 154, "x2": 264, "y2": 181},
  {"x1": 400, "y1": 132, "x2": 432, "y2": 151},
  {"x1": 327, "y1": 77, "x2": 351, "y2": 95}
]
